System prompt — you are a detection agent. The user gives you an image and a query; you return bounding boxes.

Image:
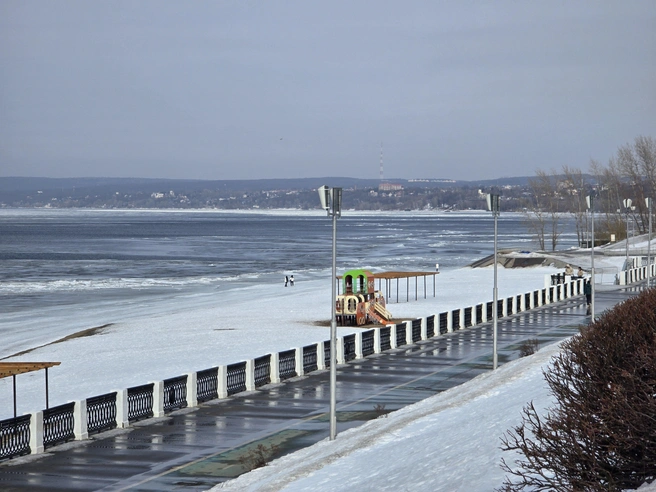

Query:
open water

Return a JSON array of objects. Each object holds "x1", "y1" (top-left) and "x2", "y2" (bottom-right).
[{"x1": 0, "y1": 208, "x2": 577, "y2": 359}]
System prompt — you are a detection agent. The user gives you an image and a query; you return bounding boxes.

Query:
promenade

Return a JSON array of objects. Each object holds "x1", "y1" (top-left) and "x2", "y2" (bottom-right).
[{"x1": 0, "y1": 284, "x2": 644, "y2": 491}]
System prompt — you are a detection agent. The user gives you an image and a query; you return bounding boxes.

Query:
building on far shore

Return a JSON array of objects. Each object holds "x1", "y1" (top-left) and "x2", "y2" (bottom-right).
[{"x1": 378, "y1": 182, "x2": 403, "y2": 192}]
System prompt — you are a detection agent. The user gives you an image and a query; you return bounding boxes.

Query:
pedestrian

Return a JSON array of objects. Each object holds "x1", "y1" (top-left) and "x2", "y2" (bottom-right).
[
  {"x1": 584, "y1": 279, "x2": 592, "y2": 313},
  {"x1": 285, "y1": 275, "x2": 289, "y2": 287},
  {"x1": 577, "y1": 266, "x2": 584, "y2": 277},
  {"x1": 565, "y1": 264, "x2": 573, "y2": 276},
  {"x1": 290, "y1": 275, "x2": 294, "y2": 286}
]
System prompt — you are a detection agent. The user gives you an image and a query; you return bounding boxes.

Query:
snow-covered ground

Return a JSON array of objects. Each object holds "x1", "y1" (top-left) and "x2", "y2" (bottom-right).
[{"x1": 1, "y1": 256, "x2": 624, "y2": 421}]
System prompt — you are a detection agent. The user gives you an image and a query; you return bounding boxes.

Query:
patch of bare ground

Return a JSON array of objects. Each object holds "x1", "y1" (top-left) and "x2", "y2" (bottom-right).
[{"x1": 1, "y1": 323, "x2": 114, "y2": 360}]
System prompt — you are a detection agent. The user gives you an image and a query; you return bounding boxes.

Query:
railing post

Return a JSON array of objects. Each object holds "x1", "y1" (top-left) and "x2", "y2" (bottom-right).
[
  {"x1": 152, "y1": 381, "x2": 165, "y2": 417},
  {"x1": 245, "y1": 359, "x2": 255, "y2": 390},
  {"x1": 420, "y1": 317, "x2": 428, "y2": 340},
  {"x1": 520, "y1": 295, "x2": 526, "y2": 312},
  {"x1": 355, "y1": 332, "x2": 363, "y2": 359},
  {"x1": 446, "y1": 310, "x2": 453, "y2": 333},
  {"x1": 502, "y1": 298, "x2": 508, "y2": 317},
  {"x1": 316, "y1": 343, "x2": 326, "y2": 370},
  {"x1": 405, "y1": 320, "x2": 412, "y2": 345},
  {"x1": 115, "y1": 389, "x2": 129, "y2": 428},
  {"x1": 269, "y1": 353, "x2": 281, "y2": 383},
  {"x1": 186, "y1": 372, "x2": 198, "y2": 407},
  {"x1": 389, "y1": 324, "x2": 397, "y2": 349},
  {"x1": 73, "y1": 399, "x2": 89, "y2": 441},
  {"x1": 374, "y1": 328, "x2": 382, "y2": 353},
  {"x1": 30, "y1": 411, "x2": 44, "y2": 455},
  {"x1": 217, "y1": 366, "x2": 228, "y2": 398},
  {"x1": 290, "y1": 349, "x2": 301, "y2": 377},
  {"x1": 336, "y1": 337, "x2": 345, "y2": 364},
  {"x1": 530, "y1": 291, "x2": 536, "y2": 309}
]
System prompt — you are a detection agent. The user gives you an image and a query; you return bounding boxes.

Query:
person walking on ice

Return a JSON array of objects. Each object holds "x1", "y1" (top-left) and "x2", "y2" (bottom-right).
[
  {"x1": 290, "y1": 275, "x2": 294, "y2": 286},
  {"x1": 285, "y1": 275, "x2": 289, "y2": 287}
]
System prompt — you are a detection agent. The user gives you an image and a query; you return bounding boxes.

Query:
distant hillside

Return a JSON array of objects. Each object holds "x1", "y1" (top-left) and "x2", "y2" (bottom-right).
[
  {"x1": 0, "y1": 175, "x2": 536, "y2": 211},
  {"x1": 0, "y1": 175, "x2": 533, "y2": 193}
]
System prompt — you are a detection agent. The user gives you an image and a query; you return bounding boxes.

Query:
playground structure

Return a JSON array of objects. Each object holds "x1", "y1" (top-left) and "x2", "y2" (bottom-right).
[{"x1": 335, "y1": 269, "x2": 393, "y2": 326}]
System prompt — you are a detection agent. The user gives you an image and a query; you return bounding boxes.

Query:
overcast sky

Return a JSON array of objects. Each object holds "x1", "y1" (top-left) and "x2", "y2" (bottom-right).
[{"x1": 1, "y1": 1, "x2": 655, "y2": 181}]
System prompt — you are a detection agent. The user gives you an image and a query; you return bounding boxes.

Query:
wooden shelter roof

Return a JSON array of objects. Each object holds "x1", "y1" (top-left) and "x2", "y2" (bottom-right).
[
  {"x1": 338, "y1": 271, "x2": 437, "y2": 280},
  {"x1": 0, "y1": 362, "x2": 61, "y2": 379}
]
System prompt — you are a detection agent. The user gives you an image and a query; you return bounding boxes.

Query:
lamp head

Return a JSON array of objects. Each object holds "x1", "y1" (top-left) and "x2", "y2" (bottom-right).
[
  {"x1": 332, "y1": 187, "x2": 342, "y2": 217},
  {"x1": 486, "y1": 193, "x2": 500, "y2": 213},
  {"x1": 318, "y1": 185, "x2": 330, "y2": 212}
]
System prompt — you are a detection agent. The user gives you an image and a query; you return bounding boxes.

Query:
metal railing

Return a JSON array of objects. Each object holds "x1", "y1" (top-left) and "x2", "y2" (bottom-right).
[
  {"x1": 278, "y1": 349, "x2": 297, "y2": 381},
  {"x1": 197, "y1": 367, "x2": 219, "y2": 403},
  {"x1": 380, "y1": 326, "x2": 391, "y2": 351},
  {"x1": 395, "y1": 323, "x2": 406, "y2": 347},
  {"x1": 4, "y1": 276, "x2": 603, "y2": 462},
  {"x1": 426, "y1": 315, "x2": 435, "y2": 338},
  {"x1": 439, "y1": 312, "x2": 448, "y2": 335},
  {"x1": 343, "y1": 334, "x2": 356, "y2": 361},
  {"x1": 464, "y1": 307, "x2": 472, "y2": 327},
  {"x1": 412, "y1": 319, "x2": 422, "y2": 342},
  {"x1": 43, "y1": 402, "x2": 75, "y2": 449},
  {"x1": 87, "y1": 392, "x2": 117, "y2": 435},
  {"x1": 362, "y1": 330, "x2": 375, "y2": 356},
  {"x1": 0, "y1": 415, "x2": 31, "y2": 460},
  {"x1": 254, "y1": 355, "x2": 271, "y2": 388},
  {"x1": 227, "y1": 362, "x2": 247, "y2": 395},
  {"x1": 302, "y1": 345, "x2": 318, "y2": 373},
  {"x1": 163, "y1": 375, "x2": 188, "y2": 413},
  {"x1": 452, "y1": 309, "x2": 461, "y2": 331},
  {"x1": 128, "y1": 383, "x2": 154, "y2": 422}
]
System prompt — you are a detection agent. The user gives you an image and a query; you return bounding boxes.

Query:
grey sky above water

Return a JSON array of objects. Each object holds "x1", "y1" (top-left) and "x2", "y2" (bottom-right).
[{"x1": 1, "y1": 1, "x2": 655, "y2": 181}]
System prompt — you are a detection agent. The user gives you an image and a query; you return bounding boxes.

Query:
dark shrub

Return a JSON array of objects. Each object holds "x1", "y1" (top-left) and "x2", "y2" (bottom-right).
[{"x1": 499, "y1": 288, "x2": 656, "y2": 491}]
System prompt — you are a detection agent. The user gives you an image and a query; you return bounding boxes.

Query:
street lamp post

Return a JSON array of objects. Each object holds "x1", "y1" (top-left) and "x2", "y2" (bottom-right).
[
  {"x1": 647, "y1": 197, "x2": 652, "y2": 288},
  {"x1": 487, "y1": 193, "x2": 500, "y2": 370},
  {"x1": 318, "y1": 185, "x2": 342, "y2": 440},
  {"x1": 623, "y1": 198, "x2": 632, "y2": 268},
  {"x1": 586, "y1": 194, "x2": 596, "y2": 322}
]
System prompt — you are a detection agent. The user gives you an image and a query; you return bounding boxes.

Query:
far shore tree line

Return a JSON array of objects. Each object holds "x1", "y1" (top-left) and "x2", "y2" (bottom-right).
[
  {"x1": 523, "y1": 135, "x2": 655, "y2": 251},
  {"x1": 2, "y1": 135, "x2": 653, "y2": 253}
]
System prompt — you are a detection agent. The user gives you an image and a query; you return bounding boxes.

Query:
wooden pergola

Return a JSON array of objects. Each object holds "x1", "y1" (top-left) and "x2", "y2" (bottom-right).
[
  {"x1": 337, "y1": 271, "x2": 438, "y2": 303},
  {"x1": 0, "y1": 362, "x2": 61, "y2": 419}
]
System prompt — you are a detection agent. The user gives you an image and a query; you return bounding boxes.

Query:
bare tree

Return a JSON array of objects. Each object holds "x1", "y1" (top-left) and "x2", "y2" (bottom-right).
[
  {"x1": 616, "y1": 136, "x2": 656, "y2": 234},
  {"x1": 561, "y1": 166, "x2": 589, "y2": 246},
  {"x1": 525, "y1": 170, "x2": 562, "y2": 251}
]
